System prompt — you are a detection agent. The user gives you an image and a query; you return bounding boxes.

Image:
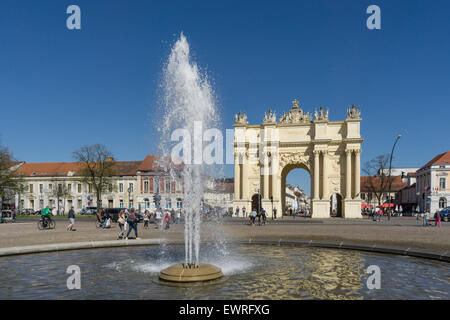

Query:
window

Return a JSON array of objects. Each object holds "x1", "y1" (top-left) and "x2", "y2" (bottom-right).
[
  {"x1": 39, "y1": 184, "x2": 43, "y2": 193},
  {"x1": 77, "y1": 199, "x2": 82, "y2": 209},
  {"x1": 129, "y1": 200, "x2": 134, "y2": 209},
  {"x1": 177, "y1": 199, "x2": 183, "y2": 209},
  {"x1": 88, "y1": 184, "x2": 92, "y2": 193},
  {"x1": 166, "y1": 181, "x2": 171, "y2": 192},
  {"x1": 119, "y1": 183, "x2": 123, "y2": 193},
  {"x1": 68, "y1": 184, "x2": 72, "y2": 192},
  {"x1": 439, "y1": 198, "x2": 447, "y2": 209},
  {"x1": 78, "y1": 184, "x2": 82, "y2": 193},
  {"x1": 439, "y1": 178, "x2": 446, "y2": 191},
  {"x1": 166, "y1": 198, "x2": 172, "y2": 209},
  {"x1": 49, "y1": 183, "x2": 53, "y2": 190},
  {"x1": 129, "y1": 183, "x2": 134, "y2": 192},
  {"x1": 119, "y1": 200, "x2": 123, "y2": 208},
  {"x1": 145, "y1": 198, "x2": 150, "y2": 209},
  {"x1": 58, "y1": 184, "x2": 62, "y2": 193},
  {"x1": 39, "y1": 199, "x2": 44, "y2": 209},
  {"x1": 68, "y1": 200, "x2": 72, "y2": 209},
  {"x1": 144, "y1": 181, "x2": 149, "y2": 193},
  {"x1": 108, "y1": 184, "x2": 113, "y2": 193},
  {"x1": 29, "y1": 184, "x2": 34, "y2": 193},
  {"x1": 30, "y1": 199, "x2": 34, "y2": 209}
]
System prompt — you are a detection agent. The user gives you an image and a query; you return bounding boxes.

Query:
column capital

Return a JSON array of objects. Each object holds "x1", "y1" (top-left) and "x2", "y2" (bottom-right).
[
  {"x1": 321, "y1": 150, "x2": 329, "y2": 155},
  {"x1": 345, "y1": 149, "x2": 353, "y2": 155},
  {"x1": 354, "y1": 149, "x2": 361, "y2": 154},
  {"x1": 313, "y1": 150, "x2": 321, "y2": 156}
]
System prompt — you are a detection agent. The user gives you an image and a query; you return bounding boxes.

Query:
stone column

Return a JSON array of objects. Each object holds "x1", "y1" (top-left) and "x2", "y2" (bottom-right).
[
  {"x1": 234, "y1": 154, "x2": 240, "y2": 200},
  {"x1": 322, "y1": 150, "x2": 329, "y2": 200},
  {"x1": 242, "y1": 153, "x2": 248, "y2": 199},
  {"x1": 354, "y1": 150, "x2": 361, "y2": 199},
  {"x1": 345, "y1": 150, "x2": 352, "y2": 199},
  {"x1": 314, "y1": 151, "x2": 320, "y2": 200},
  {"x1": 263, "y1": 153, "x2": 270, "y2": 199}
]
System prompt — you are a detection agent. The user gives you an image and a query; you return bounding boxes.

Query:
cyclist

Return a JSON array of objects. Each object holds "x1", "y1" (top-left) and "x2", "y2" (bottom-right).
[{"x1": 41, "y1": 206, "x2": 53, "y2": 227}]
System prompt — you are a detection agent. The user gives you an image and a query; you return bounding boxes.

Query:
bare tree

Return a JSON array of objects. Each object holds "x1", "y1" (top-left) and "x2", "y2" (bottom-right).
[
  {"x1": 49, "y1": 179, "x2": 71, "y2": 215},
  {"x1": 73, "y1": 144, "x2": 116, "y2": 216},
  {"x1": 362, "y1": 154, "x2": 390, "y2": 206},
  {"x1": 0, "y1": 144, "x2": 18, "y2": 209}
]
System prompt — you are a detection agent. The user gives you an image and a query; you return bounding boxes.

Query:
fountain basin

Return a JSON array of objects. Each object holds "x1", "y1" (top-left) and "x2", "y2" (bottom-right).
[{"x1": 159, "y1": 263, "x2": 223, "y2": 282}]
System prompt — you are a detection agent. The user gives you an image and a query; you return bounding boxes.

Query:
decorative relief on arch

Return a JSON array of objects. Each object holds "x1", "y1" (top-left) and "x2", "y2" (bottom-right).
[
  {"x1": 329, "y1": 177, "x2": 341, "y2": 194},
  {"x1": 279, "y1": 152, "x2": 312, "y2": 171}
]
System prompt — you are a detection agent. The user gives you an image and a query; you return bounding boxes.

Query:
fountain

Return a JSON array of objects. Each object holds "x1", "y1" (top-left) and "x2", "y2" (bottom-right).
[{"x1": 157, "y1": 33, "x2": 223, "y2": 283}]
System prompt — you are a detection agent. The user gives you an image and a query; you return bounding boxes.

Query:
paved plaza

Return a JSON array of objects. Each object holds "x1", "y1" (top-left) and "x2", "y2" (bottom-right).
[{"x1": 1, "y1": 216, "x2": 449, "y2": 252}]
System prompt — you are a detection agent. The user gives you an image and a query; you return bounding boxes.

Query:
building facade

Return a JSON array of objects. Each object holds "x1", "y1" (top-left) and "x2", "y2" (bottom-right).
[
  {"x1": 416, "y1": 151, "x2": 450, "y2": 213},
  {"x1": 12, "y1": 155, "x2": 184, "y2": 214}
]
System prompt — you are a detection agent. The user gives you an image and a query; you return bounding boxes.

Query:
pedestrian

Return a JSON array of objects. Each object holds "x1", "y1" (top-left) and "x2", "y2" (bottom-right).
[
  {"x1": 377, "y1": 208, "x2": 383, "y2": 222},
  {"x1": 176, "y1": 210, "x2": 181, "y2": 224},
  {"x1": 155, "y1": 209, "x2": 162, "y2": 229},
  {"x1": 424, "y1": 211, "x2": 430, "y2": 226},
  {"x1": 261, "y1": 208, "x2": 266, "y2": 225},
  {"x1": 242, "y1": 207, "x2": 246, "y2": 218},
  {"x1": 125, "y1": 208, "x2": 139, "y2": 239},
  {"x1": 434, "y1": 210, "x2": 441, "y2": 227},
  {"x1": 171, "y1": 208, "x2": 176, "y2": 224},
  {"x1": 273, "y1": 207, "x2": 277, "y2": 220},
  {"x1": 143, "y1": 210, "x2": 150, "y2": 229},
  {"x1": 235, "y1": 206, "x2": 240, "y2": 217},
  {"x1": 257, "y1": 209, "x2": 262, "y2": 226},
  {"x1": 117, "y1": 210, "x2": 126, "y2": 239},
  {"x1": 67, "y1": 206, "x2": 76, "y2": 231},
  {"x1": 164, "y1": 210, "x2": 171, "y2": 230},
  {"x1": 250, "y1": 210, "x2": 256, "y2": 225}
]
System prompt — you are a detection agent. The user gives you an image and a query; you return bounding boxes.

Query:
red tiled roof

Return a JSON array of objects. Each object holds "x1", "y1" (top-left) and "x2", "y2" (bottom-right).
[
  {"x1": 137, "y1": 155, "x2": 184, "y2": 171},
  {"x1": 16, "y1": 162, "x2": 83, "y2": 177},
  {"x1": 420, "y1": 151, "x2": 450, "y2": 170},
  {"x1": 13, "y1": 155, "x2": 184, "y2": 177},
  {"x1": 361, "y1": 176, "x2": 407, "y2": 192}
]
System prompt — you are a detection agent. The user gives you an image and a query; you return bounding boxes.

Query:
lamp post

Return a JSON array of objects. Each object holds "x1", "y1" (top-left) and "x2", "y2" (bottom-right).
[
  {"x1": 387, "y1": 135, "x2": 402, "y2": 220},
  {"x1": 127, "y1": 186, "x2": 132, "y2": 209}
]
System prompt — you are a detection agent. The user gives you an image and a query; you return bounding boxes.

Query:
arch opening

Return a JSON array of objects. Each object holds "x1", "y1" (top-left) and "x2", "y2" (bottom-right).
[{"x1": 281, "y1": 164, "x2": 311, "y2": 216}]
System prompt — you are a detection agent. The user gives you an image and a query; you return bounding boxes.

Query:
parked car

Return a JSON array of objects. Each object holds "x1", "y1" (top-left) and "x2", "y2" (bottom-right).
[
  {"x1": 81, "y1": 207, "x2": 97, "y2": 215},
  {"x1": 0, "y1": 210, "x2": 15, "y2": 223},
  {"x1": 440, "y1": 207, "x2": 450, "y2": 222},
  {"x1": 20, "y1": 208, "x2": 34, "y2": 215},
  {"x1": 105, "y1": 208, "x2": 122, "y2": 222}
]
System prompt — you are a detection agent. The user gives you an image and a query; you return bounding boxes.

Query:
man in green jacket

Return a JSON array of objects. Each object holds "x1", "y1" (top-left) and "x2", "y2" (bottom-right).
[{"x1": 41, "y1": 206, "x2": 53, "y2": 227}]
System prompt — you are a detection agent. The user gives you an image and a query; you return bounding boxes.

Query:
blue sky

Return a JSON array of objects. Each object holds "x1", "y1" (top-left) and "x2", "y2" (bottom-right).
[{"x1": 1, "y1": 0, "x2": 449, "y2": 194}]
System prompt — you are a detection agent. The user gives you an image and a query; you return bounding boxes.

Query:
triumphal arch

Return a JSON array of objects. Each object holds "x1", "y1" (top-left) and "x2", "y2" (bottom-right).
[{"x1": 233, "y1": 100, "x2": 363, "y2": 218}]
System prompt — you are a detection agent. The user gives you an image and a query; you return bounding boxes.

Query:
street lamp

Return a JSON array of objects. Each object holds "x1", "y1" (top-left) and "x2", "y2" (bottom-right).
[
  {"x1": 387, "y1": 135, "x2": 402, "y2": 220},
  {"x1": 127, "y1": 186, "x2": 132, "y2": 209}
]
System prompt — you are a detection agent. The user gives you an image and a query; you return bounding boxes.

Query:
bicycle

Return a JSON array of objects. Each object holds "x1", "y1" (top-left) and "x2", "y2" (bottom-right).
[{"x1": 37, "y1": 216, "x2": 56, "y2": 230}]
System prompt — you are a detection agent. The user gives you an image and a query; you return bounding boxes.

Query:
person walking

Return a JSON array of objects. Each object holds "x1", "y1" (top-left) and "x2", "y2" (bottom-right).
[
  {"x1": 143, "y1": 210, "x2": 150, "y2": 229},
  {"x1": 125, "y1": 208, "x2": 139, "y2": 239},
  {"x1": 257, "y1": 209, "x2": 262, "y2": 226},
  {"x1": 250, "y1": 210, "x2": 256, "y2": 225},
  {"x1": 235, "y1": 206, "x2": 240, "y2": 217},
  {"x1": 242, "y1": 207, "x2": 246, "y2": 218},
  {"x1": 424, "y1": 211, "x2": 430, "y2": 226},
  {"x1": 377, "y1": 208, "x2": 383, "y2": 222},
  {"x1": 67, "y1": 206, "x2": 76, "y2": 231},
  {"x1": 117, "y1": 210, "x2": 127, "y2": 239},
  {"x1": 434, "y1": 210, "x2": 441, "y2": 227},
  {"x1": 164, "y1": 210, "x2": 171, "y2": 230},
  {"x1": 176, "y1": 210, "x2": 181, "y2": 224},
  {"x1": 261, "y1": 208, "x2": 267, "y2": 225},
  {"x1": 155, "y1": 209, "x2": 162, "y2": 229},
  {"x1": 273, "y1": 207, "x2": 277, "y2": 220}
]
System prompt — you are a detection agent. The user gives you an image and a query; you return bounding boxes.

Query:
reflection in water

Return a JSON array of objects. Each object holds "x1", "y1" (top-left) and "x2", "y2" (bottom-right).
[{"x1": 0, "y1": 245, "x2": 448, "y2": 300}]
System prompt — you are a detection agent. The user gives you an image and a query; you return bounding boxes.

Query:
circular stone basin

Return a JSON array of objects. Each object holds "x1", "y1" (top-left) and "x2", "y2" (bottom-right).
[{"x1": 159, "y1": 263, "x2": 223, "y2": 282}]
